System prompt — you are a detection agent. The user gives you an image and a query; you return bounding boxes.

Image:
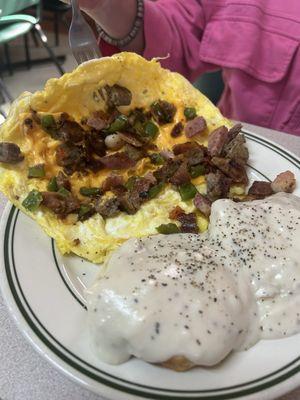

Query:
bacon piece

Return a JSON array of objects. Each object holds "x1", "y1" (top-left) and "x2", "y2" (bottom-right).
[
  {"x1": 100, "y1": 152, "x2": 136, "y2": 170},
  {"x1": 193, "y1": 193, "x2": 212, "y2": 217},
  {"x1": 169, "y1": 161, "x2": 190, "y2": 185},
  {"x1": 207, "y1": 126, "x2": 229, "y2": 156},
  {"x1": 118, "y1": 132, "x2": 144, "y2": 147},
  {"x1": 271, "y1": 171, "x2": 296, "y2": 193},
  {"x1": 248, "y1": 181, "x2": 273, "y2": 198},
  {"x1": 211, "y1": 157, "x2": 248, "y2": 184},
  {"x1": 185, "y1": 116, "x2": 207, "y2": 138},
  {"x1": 206, "y1": 171, "x2": 231, "y2": 201}
]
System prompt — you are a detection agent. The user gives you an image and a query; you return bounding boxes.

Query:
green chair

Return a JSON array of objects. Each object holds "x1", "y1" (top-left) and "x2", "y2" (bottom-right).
[{"x1": 0, "y1": 0, "x2": 65, "y2": 78}]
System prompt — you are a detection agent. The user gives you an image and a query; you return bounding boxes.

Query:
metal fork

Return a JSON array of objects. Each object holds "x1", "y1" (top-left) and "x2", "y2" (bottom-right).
[{"x1": 69, "y1": 0, "x2": 102, "y2": 64}]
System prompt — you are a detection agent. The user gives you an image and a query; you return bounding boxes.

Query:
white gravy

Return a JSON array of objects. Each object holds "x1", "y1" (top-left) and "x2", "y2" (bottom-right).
[{"x1": 87, "y1": 193, "x2": 300, "y2": 366}]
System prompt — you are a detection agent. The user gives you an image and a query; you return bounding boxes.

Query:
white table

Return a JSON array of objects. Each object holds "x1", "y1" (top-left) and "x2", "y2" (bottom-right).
[{"x1": 0, "y1": 123, "x2": 300, "y2": 400}]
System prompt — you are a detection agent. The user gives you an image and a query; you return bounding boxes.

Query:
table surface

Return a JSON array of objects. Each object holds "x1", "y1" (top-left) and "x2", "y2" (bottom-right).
[{"x1": 0, "y1": 123, "x2": 300, "y2": 400}]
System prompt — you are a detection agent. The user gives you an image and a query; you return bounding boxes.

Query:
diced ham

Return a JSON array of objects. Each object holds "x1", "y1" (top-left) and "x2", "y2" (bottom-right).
[{"x1": 271, "y1": 171, "x2": 296, "y2": 193}]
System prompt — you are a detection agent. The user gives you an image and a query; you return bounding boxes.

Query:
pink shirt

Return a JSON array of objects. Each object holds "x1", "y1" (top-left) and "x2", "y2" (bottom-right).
[{"x1": 142, "y1": 0, "x2": 300, "y2": 136}]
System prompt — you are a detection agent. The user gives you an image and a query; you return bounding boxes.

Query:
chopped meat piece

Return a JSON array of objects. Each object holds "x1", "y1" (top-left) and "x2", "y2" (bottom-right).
[
  {"x1": 120, "y1": 176, "x2": 153, "y2": 214},
  {"x1": 100, "y1": 84, "x2": 132, "y2": 107},
  {"x1": 223, "y1": 134, "x2": 249, "y2": 164},
  {"x1": 169, "y1": 161, "x2": 190, "y2": 185},
  {"x1": 185, "y1": 116, "x2": 207, "y2": 138},
  {"x1": 227, "y1": 123, "x2": 243, "y2": 142},
  {"x1": 86, "y1": 111, "x2": 108, "y2": 130},
  {"x1": 169, "y1": 206, "x2": 185, "y2": 220},
  {"x1": 172, "y1": 142, "x2": 206, "y2": 165},
  {"x1": 118, "y1": 132, "x2": 144, "y2": 147},
  {"x1": 56, "y1": 143, "x2": 86, "y2": 174},
  {"x1": 178, "y1": 212, "x2": 199, "y2": 233},
  {"x1": 150, "y1": 100, "x2": 176, "y2": 125},
  {"x1": 173, "y1": 142, "x2": 199, "y2": 155},
  {"x1": 0, "y1": 142, "x2": 24, "y2": 164},
  {"x1": 101, "y1": 174, "x2": 124, "y2": 192},
  {"x1": 124, "y1": 144, "x2": 146, "y2": 161},
  {"x1": 24, "y1": 117, "x2": 34, "y2": 131},
  {"x1": 100, "y1": 152, "x2": 137, "y2": 169},
  {"x1": 143, "y1": 171, "x2": 157, "y2": 185},
  {"x1": 186, "y1": 147, "x2": 207, "y2": 166},
  {"x1": 206, "y1": 171, "x2": 231, "y2": 201},
  {"x1": 211, "y1": 157, "x2": 248, "y2": 184},
  {"x1": 95, "y1": 197, "x2": 120, "y2": 218},
  {"x1": 57, "y1": 120, "x2": 85, "y2": 143},
  {"x1": 154, "y1": 158, "x2": 182, "y2": 183},
  {"x1": 248, "y1": 181, "x2": 273, "y2": 198},
  {"x1": 56, "y1": 171, "x2": 71, "y2": 190},
  {"x1": 87, "y1": 157, "x2": 104, "y2": 173},
  {"x1": 87, "y1": 131, "x2": 106, "y2": 156},
  {"x1": 207, "y1": 126, "x2": 229, "y2": 156},
  {"x1": 128, "y1": 108, "x2": 148, "y2": 126},
  {"x1": 193, "y1": 193, "x2": 212, "y2": 217},
  {"x1": 160, "y1": 150, "x2": 175, "y2": 160},
  {"x1": 41, "y1": 191, "x2": 80, "y2": 217},
  {"x1": 271, "y1": 171, "x2": 296, "y2": 193},
  {"x1": 169, "y1": 206, "x2": 199, "y2": 233},
  {"x1": 171, "y1": 122, "x2": 184, "y2": 138}
]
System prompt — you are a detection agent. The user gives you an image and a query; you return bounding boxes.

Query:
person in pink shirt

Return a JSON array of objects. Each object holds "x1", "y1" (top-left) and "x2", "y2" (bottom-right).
[{"x1": 75, "y1": 0, "x2": 300, "y2": 137}]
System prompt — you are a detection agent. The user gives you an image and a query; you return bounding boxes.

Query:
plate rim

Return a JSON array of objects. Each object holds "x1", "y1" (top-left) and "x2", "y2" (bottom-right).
[{"x1": 1, "y1": 130, "x2": 300, "y2": 400}]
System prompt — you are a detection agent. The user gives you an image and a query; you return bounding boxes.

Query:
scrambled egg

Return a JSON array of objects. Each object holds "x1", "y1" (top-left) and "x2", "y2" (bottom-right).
[{"x1": 0, "y1": 52, "x2": 233, "y2": 263}]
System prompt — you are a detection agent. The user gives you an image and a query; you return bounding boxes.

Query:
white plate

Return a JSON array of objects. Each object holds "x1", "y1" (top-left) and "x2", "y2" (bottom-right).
[{"x1": 1, "y1": 130, "x2": 300, "y2": 400}]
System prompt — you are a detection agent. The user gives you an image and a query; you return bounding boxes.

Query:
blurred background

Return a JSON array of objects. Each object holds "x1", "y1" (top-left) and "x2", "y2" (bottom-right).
[{"x1": 0, "y1": 0, "x2": 224, "y2": 124}]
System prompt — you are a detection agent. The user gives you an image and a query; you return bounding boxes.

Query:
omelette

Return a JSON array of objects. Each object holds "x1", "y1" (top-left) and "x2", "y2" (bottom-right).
[{"x1": 0, "y1": 52, "x2": 248, "y2": 263}]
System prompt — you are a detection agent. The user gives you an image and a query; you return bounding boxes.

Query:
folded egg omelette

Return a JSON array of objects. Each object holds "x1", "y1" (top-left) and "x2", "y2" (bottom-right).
[{"x1": 0, "y1": 52, "x2": 237, "y2": 263}]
